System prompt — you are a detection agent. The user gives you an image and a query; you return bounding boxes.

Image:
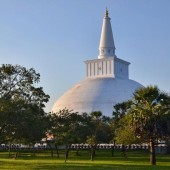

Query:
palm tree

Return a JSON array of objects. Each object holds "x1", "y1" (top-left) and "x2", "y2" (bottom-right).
[{"x1": 129, "y1": 85, "x2": 170, "y2": 165}]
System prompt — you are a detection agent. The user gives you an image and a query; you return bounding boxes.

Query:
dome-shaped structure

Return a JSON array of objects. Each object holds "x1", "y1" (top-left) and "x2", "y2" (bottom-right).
[
  {"x1": 52, "y1": 77, "x2": 143, "y2": 116},
  {"x1": 52, "y1": 9, "x2": 143, "y2": 117}
]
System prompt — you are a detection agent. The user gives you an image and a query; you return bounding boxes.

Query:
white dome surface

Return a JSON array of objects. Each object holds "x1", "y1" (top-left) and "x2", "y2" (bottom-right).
[{"x1": 52, "y1": 77, "x2": 143, "y2": 116}]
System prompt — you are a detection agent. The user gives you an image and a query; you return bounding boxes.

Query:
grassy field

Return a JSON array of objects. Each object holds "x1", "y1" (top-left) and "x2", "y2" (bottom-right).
[{"x1": 0, "y1": 149, "x2": 170, "y2": 170}]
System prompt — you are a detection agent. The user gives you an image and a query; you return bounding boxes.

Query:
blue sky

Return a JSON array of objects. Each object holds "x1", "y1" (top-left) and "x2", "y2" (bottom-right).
[{"x1": 0, "y1": 0, "x2": 170, "y2": 112}]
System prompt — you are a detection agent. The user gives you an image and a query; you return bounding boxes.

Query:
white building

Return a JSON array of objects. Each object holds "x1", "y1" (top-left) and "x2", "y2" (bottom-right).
[{"x1": 52, "y1": 9, "x2": 143, "y2": 116}]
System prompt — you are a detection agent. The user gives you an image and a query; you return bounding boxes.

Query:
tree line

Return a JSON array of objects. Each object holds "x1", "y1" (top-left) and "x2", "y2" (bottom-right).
[{"x1": 0, "y1": 64, "x2": 170, "y2": 165}]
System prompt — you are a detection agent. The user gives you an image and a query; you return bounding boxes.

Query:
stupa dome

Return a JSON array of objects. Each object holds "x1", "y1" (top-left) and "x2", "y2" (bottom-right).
[
  {"x1": 52, "y1": 77, "x2": 142, "y2": 116},
  {"x1": 52, "y1": 9, "x2": 143, "y2": 116}
]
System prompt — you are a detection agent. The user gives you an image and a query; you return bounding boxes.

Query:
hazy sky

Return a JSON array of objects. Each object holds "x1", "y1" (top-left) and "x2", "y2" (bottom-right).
[{"x1": 0, "y1": 0, "x2": 170, "y2": 112}]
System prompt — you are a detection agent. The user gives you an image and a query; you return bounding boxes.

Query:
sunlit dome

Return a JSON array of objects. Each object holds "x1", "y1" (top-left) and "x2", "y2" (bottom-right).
[{"x1": 52, "y1": 9, "x2": 143, "y2": 116}]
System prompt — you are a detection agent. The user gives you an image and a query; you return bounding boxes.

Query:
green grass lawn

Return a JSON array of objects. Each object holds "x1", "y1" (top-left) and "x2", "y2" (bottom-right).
[{"x1": 0, "y1": 149, "x2": 169, "y2": 170}]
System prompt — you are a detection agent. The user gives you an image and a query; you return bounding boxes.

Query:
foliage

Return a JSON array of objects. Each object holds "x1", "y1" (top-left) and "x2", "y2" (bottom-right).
[
  {"x1": 50, "y1": 110, "x2": 113, "y2": 161},
  {"x1": 0, "y1": 64, "x2": 50, "y2": 145},
  {"x1": 50, "y1": 109, "x2": 88, "y2": 161},
  {"x1": 51, "y1": 110, "x2": 113, "y2": 148},
  {"x1": 112, "y1": 101, "x2": 132, "y2": 144},
  {"x1": 113, "y1": 101, "x2": 132, "y2": 122},
  {"x1": 115, "y1": 114, "x2": 140, "y2": 145},
  {"x1": 129, "y1": 86, "x2": 170, "y2": 142},
  {"x1": 51, "y1": 109, "x2": 86, "y2": 145},
  {"x1": 127, "y1": 85, "x2": 170, "y2": 165},
  {"x1": 85, "y1": 111, "x2": 113, "y2": 161},
  {"x1": 87, "y1": 111, "x2": 112, "y2": 144}
]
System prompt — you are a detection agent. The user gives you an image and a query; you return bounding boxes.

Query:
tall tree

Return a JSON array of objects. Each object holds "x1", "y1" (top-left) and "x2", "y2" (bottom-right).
[{"x1": 0, "y1": 64, "x2": 50, "y2": 147}]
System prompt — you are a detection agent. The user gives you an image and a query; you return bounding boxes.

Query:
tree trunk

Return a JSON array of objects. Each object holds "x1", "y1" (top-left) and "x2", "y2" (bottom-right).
[
  {"x1": 14, "y1": 151, "x2": 19, "y2": 159},
  {"x1": 55, "y1": 144, "x2": 59, "y2": 158},
  {"x1": 65, "y1": 145, "x2": 70, "y2": 163},
  {"x1": 50, "y1": 149, "x2": 54, "y2": 157},
  {"x1": 166, "y1": 139, "x2": 170, "y2": 154},
  {"x1": 32, "y1": 148, "x2": 36, "y2": 157},
  {"x1": 8, "y1": 142, "x2": 11, "y2": 157},
  {"x1": 122, "y1": 145, "x2": 126, "y2": 158},
  {"x1": 91, "y1": 146, "x2": 95, "y2": 161},
  {"x1": 111, "y1": 141, "x2": 116, "y2": 157},
  {"x1": 48, "y1": 143, "x2": 54, "y2": 157},
  {"x1": 76, "y1": 147, "x2": 80, "y2": 156},
  {"x1": 30, "y1": 145, "x2": 36, "y2": 157},
  {"x1": 150, "y1": 139, "x2": 156, "y2": 165},
  {"x1": 91, "y1": 148, "x2": 94, "y2": 161},
  {"x1": 111, "y1": 146, "x2": 114, "y2": 157}
]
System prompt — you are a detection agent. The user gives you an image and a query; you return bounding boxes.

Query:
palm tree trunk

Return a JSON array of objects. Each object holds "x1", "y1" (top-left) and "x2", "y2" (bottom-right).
[{"x1": 150, "y1": 139, "x2": 156, "y2": 165}]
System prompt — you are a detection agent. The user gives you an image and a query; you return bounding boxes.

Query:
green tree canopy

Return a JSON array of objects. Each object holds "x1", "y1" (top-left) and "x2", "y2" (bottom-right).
[
  {"x1": 128, "y1": 85, "x2": 170, "y2": 165},
  {"x1": 50, "y1": 109, "x2": 86, "y2": 162},
  {"x1": 0, "y1": 64, "x2": 50, "y2": 145},
  {"x1": 130, "y1": 86, "x2": 170, "y2": 142},
  {"x1": 115, "y1": 114, "x2": 140, "y2": 146},
  {"x1": 86, "y1": 111, "x2": 113, "y2": 161}
]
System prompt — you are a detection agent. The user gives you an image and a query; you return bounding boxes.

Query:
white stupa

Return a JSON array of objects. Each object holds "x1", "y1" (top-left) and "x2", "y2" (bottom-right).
[{"x1": 52, "y1": 9, "x2": 143, "y2": 116}]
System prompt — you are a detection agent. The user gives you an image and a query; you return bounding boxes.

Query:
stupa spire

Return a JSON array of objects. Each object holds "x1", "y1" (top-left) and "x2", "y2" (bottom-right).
[
  {"x1": 98, "y1": 8, "x2": 116, "y2": 59},
  {"x1": 105, "y1": 7, "x2": 109, "y2": 17}
]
